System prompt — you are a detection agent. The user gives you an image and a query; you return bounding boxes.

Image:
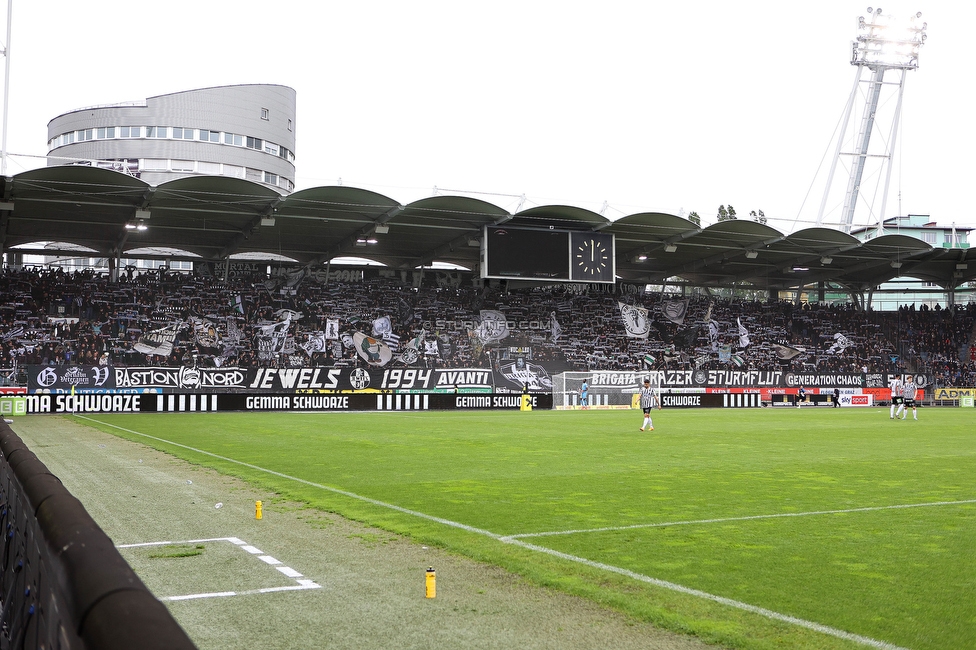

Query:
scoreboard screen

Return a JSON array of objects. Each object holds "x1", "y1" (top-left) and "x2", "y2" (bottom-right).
[{"x1": 481, "y1": 226, "x2": 615, "y2": 283}]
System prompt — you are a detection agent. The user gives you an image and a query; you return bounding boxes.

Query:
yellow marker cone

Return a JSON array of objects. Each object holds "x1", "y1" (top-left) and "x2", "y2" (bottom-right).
[
  {"x1": 425, "y1": 567, "x2": 436, "y2": 598},
  {"x1": 255, "y1": 500, "x2": 263, "y2": 520}
]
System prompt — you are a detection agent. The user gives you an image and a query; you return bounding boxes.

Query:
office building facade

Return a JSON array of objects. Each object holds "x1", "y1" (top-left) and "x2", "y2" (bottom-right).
[{"x1": 46, "y1": 84, "x2": 296, "y2": 194}]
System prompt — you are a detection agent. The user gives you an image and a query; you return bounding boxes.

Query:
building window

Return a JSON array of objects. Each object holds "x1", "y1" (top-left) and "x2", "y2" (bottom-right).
[
  {"x1": 199, "y1": 129, "x2": 221, "y2": 142},
  {"x1": 264, "y1": 172, "x2": 278, "y2": 185},
  {"x1": 223, "y1": 164, "x2": 244, "y2": 179},
  {"x1": 264, "y1": 142, "x2": 279, "y2": 156},
  {"x1": 224, "y1": 133, "x2": 244, "y2": 146},
  {"x1": 246, "y1": 136, "x2": 263, "y2": 150},
  {"x1": 173, "y1": 127, "x2": 195, "y2": 140},
  {"x1": 142, "y1": 159, "x2": 167, "y2": 171},
  {"x1": 147, "y1": 126, "x2": 168, "y2": 138},
  {"x1": 198, "y1": 161, "x2": 220, "y2": 174},
  {"x1": 920, "y1": 231, "x2": 937, "y2": 244},
  {"x1": 287, "y1": 119, "x2": 293, "y2": 131},
  {"x1": 171, "y1": 160, "x2": 195, "y2": 172},
  {"x1": 77, "y1": 129, "x2": 93, "y2": 141},
  {"x1": 245, "y1": 168, "x2": 262, "y2": 183},
  {"x1": 120, "y1": 126, "x2": 141, "y2": 138},
  {"x1": 96, "y1": 127, "x2": 115, "y2": 139},
  {"x1": 260, "y1": 108, "x2": 269, "y2": 120}
]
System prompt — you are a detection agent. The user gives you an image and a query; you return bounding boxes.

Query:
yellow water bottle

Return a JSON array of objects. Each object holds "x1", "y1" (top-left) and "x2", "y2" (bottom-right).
[{"x1": 425, "y1": 567, "x2": 436, "y2": 598}]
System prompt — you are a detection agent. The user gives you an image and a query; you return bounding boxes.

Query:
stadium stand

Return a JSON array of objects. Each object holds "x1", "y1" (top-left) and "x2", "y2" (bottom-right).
[{"x1": 2, "y1": 266, "x2": 974, "y2": 388}]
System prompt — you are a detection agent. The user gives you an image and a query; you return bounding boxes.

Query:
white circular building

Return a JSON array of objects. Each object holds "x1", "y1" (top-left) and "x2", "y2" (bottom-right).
[{"x1": 46, "y1": 84, "x2": 296, "y2": 194}]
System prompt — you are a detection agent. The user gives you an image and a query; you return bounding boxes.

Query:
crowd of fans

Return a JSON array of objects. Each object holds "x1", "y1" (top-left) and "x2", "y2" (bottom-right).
[{"x1": 2, "y1": 265, "x2": 975, "y2": 388}]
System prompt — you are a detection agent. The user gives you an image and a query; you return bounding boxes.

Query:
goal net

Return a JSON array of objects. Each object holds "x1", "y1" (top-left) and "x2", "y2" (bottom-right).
[{"x1": 552, "y1": 371, "x2": 656, "y2": 410}]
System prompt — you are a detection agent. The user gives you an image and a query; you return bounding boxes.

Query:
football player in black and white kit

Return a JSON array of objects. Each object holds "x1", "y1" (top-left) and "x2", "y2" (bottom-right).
[
  {"x1": 638, "y1": 378, "x2": 661, "y2": 431},
  {"x1": 900, "y1": 375, "x2": 919, "y2": 420},
  {"x1": 889, "y1": 374, "x2": 903, "y2": 419}
]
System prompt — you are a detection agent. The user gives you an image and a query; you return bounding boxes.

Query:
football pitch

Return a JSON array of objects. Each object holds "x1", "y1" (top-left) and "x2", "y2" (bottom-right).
[{"x1": 72, "y1": 406, "x2": 975, "y2": 650}]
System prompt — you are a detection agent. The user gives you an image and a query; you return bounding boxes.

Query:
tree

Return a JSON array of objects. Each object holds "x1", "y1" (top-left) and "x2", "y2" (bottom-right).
[
  {"x1": 749, "y1": 209, "x2": 767, "y2": 225},
  {"x1": 717, "y1": 205, "x2": 737, "y2": 222},
  {"x1": 688, "y1": 211, "x2": 701, "y2": 226}
]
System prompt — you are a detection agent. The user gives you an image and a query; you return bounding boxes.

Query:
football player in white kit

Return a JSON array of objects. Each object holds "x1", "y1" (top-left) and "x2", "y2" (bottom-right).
[{"x1": 889, "y1": 374, "x2": 903, "y2": 419}]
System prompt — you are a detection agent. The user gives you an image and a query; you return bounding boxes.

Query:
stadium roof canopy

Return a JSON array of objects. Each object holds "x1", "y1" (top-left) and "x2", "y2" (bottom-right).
[{"x1": 1, "y1": 167, "x2": 973, "y2": 295}]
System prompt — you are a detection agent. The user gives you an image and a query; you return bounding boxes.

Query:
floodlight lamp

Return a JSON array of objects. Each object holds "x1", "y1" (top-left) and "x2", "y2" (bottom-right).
[
  {"x1": 956, "y1": 263, "x2": 968, "y2": 270},
  {"x1": 366, "y1": 238, "x2": 378, "y2": 244},
  {"x1": 124, "y1": 222, "x2": 136, "y2": 230},
  {"x1": 637, "y1": 255, "x2": 648, "y2": 262},
  {"x1": 664, "y1": 244, "x2": 678, "y2": 253},
  {"x1": 373, "y1": 224, "x2": 389, "y2": 235},
  {"x1": 821, "y1": 256, "x2": 833, "y2": 265},
  {"x1": 890, "y1": 261, "x2": 902, "y2": 268},
  {"x1": 744, "y1": 250, "x2": 758, "y2": 259}
]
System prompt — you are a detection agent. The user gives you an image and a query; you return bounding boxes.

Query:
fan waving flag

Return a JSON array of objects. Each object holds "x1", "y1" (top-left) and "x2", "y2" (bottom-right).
[
  {"x1": 738, "y1": 317, "x2": 750, "y2": 348},
  {"x1": 771, "y1": 343, "x2": 802, "y2": 361},
  {"x1": 618, "y1": 302, "x2": 650, "y2": 338},
  {"x1": 663, "y1": 299, "x2": 689, "y2": 325}
]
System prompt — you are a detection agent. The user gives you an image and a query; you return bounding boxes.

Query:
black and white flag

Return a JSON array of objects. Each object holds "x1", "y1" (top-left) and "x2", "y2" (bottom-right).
[
  {"x1": 325, "y1": 318, "x2": 340, "y2": 340},
  {"x1": 827, "y1": 333, "x2": 852, "y2": 354},
  {"x1": 663, "y1": 299, "x2": 689, "y2": 325},
  {"x1": 618, "y1": 302, "x2": 650, "y2": 339},
  {"x1": 738, "y1": 317, "x2": 750, "y2": 348},
  {"x1": 708, "y1": 320, "x2": 720, "y2": 352},
  {"x1": 771, "y1": 343, "x2": 802, "y2": 361},
  {"x1": 475, "y1": 310, "x2": 509, "y2": 343},
  {"x1": 550, "y1": 312, "x2": 563, "y2": 342}
]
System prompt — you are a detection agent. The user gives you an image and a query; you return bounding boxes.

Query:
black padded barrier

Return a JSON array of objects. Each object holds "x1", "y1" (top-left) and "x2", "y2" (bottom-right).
[{"x1": 0, "y1": 420, "x2": 197, "y2": 650}]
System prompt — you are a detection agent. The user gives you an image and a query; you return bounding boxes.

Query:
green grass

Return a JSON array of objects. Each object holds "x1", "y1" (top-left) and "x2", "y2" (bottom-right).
[{"x1": 72, "y1": 407, "x2": 975, "y2": 650}]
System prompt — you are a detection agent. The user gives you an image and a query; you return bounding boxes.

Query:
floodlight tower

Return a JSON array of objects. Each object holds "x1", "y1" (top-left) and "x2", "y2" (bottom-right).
[{"x1": 817, "y1": 8, "x2": 927, "y2": 233}]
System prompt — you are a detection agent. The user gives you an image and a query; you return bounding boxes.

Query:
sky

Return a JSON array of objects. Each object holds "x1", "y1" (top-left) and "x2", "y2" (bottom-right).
[{"x1": 2, "y1": 0, "x2": 973, "y2": 234}]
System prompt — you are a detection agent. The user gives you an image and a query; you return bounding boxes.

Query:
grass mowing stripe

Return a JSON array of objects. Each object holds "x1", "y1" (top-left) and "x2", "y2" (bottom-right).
[
  {"x1": 506, "y1": 498, "x2": 976, "y2": 539},
  {"x1": 77, "y1": 415, "x2": 501, "y2": 540},
  {"x1": 80, "y1": 414, "x2": 907, "y2": 650},
  {"x1": 506, "y1": 537, "x2": 910, "y2": 650}
]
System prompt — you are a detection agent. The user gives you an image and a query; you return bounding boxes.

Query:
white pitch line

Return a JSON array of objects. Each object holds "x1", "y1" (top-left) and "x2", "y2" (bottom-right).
[
  {"x1": 115, "y1": 534, "x2": 321, "y2": 601},
  {"x1": 117, "y1": 536, "x2": 236, "y2": 548},
  {"x1": 162, "y1": 584, "x2": 320, "y2": 602},
  {"x1": 503, "y1": 498, "x2": 976, "y2": 540},
  {"x1": 86, "y1": 416, "x2": 909, "y2": 650}
]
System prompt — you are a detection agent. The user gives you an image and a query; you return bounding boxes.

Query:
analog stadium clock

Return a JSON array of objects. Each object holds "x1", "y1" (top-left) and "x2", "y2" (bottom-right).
[{"x1": 570, "y1": 232, "x2": 615, "y2": 283}]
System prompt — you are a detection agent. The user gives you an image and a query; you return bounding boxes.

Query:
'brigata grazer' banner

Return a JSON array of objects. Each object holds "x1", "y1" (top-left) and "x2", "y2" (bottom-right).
[{"x1": 586, "y1": 369, "x2": 871, "y2": 389}]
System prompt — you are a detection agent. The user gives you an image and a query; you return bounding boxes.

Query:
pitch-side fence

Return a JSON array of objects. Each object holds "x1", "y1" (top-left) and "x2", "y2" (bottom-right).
[{"x1": 0, "y1": 421, "x2": 197, "y2": 650}]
